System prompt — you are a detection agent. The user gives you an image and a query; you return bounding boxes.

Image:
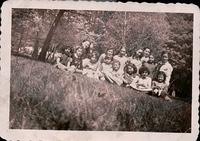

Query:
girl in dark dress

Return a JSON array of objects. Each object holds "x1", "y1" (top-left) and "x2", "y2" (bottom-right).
[{"x1": 68, "y1": 46, "x2": 84, "y2": 73}]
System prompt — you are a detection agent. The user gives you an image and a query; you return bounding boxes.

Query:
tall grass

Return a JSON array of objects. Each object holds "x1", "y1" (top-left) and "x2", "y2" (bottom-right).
[{"x1": 10, "y1": 56, "x2": 191, "y2": 132}]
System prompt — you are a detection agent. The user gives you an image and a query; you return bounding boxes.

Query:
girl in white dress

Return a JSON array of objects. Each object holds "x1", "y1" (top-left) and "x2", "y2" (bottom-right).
[
  {"x1": 103, "y1": 60, "x2": 123, "y2": 86},
  {"x1": 122, "y1": 62, "x2": 139, "y2": 87},
  {"x1": 82, "y1": 51, "x2": 100, "y2": 79},
  {"x1": 154, "y1": 51, "x2": 173, "y2": 86},
  {"x1": 113, "y1": 47, "x2": 128, "y2": 75},
  {"x1": 152, "y1": 71, "x2": 172, "y2": 101},
  {"x1": 128, "y1": 49, "x2": 143, "y2": 73},
  {"x1": 141, "y1": 47, "x2": 151, "y2": 63},
  {"x1": 130, "y1": 66, "x2": 152, "y2": 91}
]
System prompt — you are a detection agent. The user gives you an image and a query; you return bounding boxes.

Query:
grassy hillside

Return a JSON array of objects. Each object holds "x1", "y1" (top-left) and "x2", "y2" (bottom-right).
[{"x1": 10, "y1": 55, "x2": 191, "y2": 132}]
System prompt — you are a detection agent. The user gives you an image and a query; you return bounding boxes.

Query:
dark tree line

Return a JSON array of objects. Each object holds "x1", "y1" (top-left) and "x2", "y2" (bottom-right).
[
  {"x1": 11, "y1": 9, "x2": 193, "y2": 98},
  {"x1": 38, "y1": 10, "x2": 65, "y2": 61}
]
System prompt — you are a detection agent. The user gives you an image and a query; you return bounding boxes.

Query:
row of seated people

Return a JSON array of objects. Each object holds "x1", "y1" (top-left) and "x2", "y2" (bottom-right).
[{"x1": 55, "y1": 45, "x2": 173, "y2": 101}]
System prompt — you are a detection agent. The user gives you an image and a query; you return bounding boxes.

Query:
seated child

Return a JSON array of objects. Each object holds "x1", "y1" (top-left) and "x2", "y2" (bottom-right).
[
  {"x1": 54, "y1": 46, "x2": 73, "y2": 71},
  {"x1": 128, "y1": 49, "x2": 143, "y2": 73},
  {"x1": 82, "y1": 51, "x2": 100, "y2": 79},
  {"x1": 103, "y1": 60, "x2": 123, "y2": 86},
  {"x1": 68, "y1": 46, "x2": 84, "y2": 73},
  {"x1": 122, "y1": 62, "x2": 139, "y2": 87},
  {"x1": 113, "y1": 47, "x2": 128, "y2": 75},
  {"x1": 98, "y1": 48, "x2": 114, "y2": 64},
  {"x1": 143, "y1": 54, "x2": 156, "y2": 78},
  {"x1": 152, "y1": 71, "x2": 171, "y2": 101},
  {"x1": 141, "y1": 47, "x2": 151, "y2": 63},
  {"x1": 130, "y1": 66, "x2": 152, "y2": 91},
  {"x1": 97, "y1": 55, "x2": 113, "y2": 80},
  {"x1": 99, "y1": 56, "x2": 113, "y2": 74}
]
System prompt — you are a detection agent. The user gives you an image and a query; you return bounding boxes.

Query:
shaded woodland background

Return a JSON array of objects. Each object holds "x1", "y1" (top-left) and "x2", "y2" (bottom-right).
[
  {"x1": 11, "y1": 9, "x2": 193, "y2": 98},
  {"x1": 11, "y1": 9, "x2": 193, "y2": 67},
  {"x1": 10, "y1": 9, "x2": 193, "y2": 131}
]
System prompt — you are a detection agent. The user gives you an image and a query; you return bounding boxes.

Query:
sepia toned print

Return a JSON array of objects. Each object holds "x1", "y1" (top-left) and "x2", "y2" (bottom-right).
[
  {"x1": 0, "y1": 1, "x2": 199, "y2": 141},
  {"x1": 10, "y1": 8, "x2": 193, "y2": 132}
]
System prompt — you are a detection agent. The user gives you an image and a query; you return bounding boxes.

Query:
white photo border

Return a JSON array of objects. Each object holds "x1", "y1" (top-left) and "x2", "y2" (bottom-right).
[{"x1": 0, "y1": 1, "x2": 199, "y2": 141}]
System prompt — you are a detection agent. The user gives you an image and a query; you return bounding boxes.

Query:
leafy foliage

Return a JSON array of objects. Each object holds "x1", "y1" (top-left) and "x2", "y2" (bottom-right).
[
  {"x1": 11, "y1": 9, "x2": 193, "y2": 67},
  {"x1": 164, "y1": 13, "x2": 193, "y2": 69},
  {"x1": 11, "y1": 9, "x2": 193, "y2": 98}
]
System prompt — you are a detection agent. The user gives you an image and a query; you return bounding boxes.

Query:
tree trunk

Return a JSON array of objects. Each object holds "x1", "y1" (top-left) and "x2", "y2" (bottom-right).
[
  {"x1": 32, "y1": 31, "x2": 39, "y2": 59},
  {"x1": 123, "y1": 12, "x2": 127, "y2": 48},
  {"x1": 17, "y1": 34, "x2": 23, "y2": 52},
  {"x1": 38, "y1": 10, "x2": 65, "y2": 61},
  {"x1": 17, "y1": 30, "x2": 24, "y2": 52}
]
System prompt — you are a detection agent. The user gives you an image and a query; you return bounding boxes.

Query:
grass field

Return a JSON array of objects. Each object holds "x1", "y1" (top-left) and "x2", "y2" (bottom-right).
[{"x1": 10, "y1": 55, "x2": 191, "y2": 132}]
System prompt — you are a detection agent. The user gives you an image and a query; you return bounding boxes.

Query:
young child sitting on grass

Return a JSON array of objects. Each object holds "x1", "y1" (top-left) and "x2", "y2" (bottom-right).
[
  {"x1": 68, "y1": 46, "x2": 84, "y2": 73},
  {"x1": 98, "y1": 48, "x2": 114, "y2": 64},
  {"x1": 98, "y1": 48, "x2": 114, "y2": 74},
  {"x1": 130, "y1": 66, "x2": 152, "y2": 91},
  {"x1": 152, "y1": 71, "x2": 172, "y2": 101},
  {"x1": 82, "y1": 51, "x2": 100, "y2": 79},
  {"x1": 100, "y1": 56, "x2": 113, "y2": 73},
  {"x1": 54, "y1": 46, "x2": 73, "y2": 71},
  {"x1": 113, "y1": 47, "x2": 128, "y2": 75},
  {"x1": 103, "y1": 60, "x2": 123, "y2": 86},
  {"x1": 141, "y1": 47, "x2": 151, "y2": 63},
  {"x1": 128, "y1": 49, "x2": 143, "y2": 73},
  {"x1": 154, "y1": 51, "x2": 173, "y2": 86},
  {"x1": 143, "y1": 54, "x2": 156, "y2": 78},
  {"x1": 122, "y1": 62, "x2": 139, "y2": 87}
]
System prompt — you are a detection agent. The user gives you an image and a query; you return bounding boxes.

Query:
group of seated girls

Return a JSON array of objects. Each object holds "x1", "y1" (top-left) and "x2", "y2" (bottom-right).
[{"x1": 55, "y1": 41, "x2": 173, "y2": 101}]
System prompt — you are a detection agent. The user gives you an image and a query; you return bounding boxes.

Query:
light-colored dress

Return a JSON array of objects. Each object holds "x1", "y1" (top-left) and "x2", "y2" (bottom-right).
[
  {"x1": 113, "y1": 55, "x2": 128, "y2": 75},
  {"x1": 141, "y1": 56, "x2": 149, "y2": 63},
  {"x1": 123, "y1": 73, "x2": 139, "y2": 85},
  {"x1": 98, "y1": 53, "x2": 106, "y2": 63},
  {"x1": 104, "y1": 70, "x2": 123, "y2": 86},
  {"x1": 82, "y1": 58, "x2": 99, "y2": 79},
  {"x1": 101, "y1": 62, "x2": 113, "y2": 73},
  {"x1": 54, "y1": 53, "x2": 72, "y2": 71},
  {"x1": 159, "y1": 62, "x2": 173, "y2": 86},
  {"x1": 130, "y1": 76, "x2": 152, "y2": 91},
  {"x1": 152, "y1": 81, "x2": 168, "y2": 96}
]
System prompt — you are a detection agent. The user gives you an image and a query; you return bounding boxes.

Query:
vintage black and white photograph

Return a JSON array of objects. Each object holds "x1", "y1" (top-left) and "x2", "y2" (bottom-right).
[
  {"x1": 0, "y1": 1, "x2": 199, "y2": 141},
  {"x1": 9, "y1": 8, "x2": 194, "y2": 131}
]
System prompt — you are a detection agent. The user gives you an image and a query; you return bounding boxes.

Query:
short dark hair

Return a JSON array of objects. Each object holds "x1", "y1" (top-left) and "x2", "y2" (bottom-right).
[
  {"x1": 143, "y1": 47, "x2": 151, "y2": 52},
  {"x1": 82, "y1": 39, "x2": 90, "y2": 43},
  {"x1": 132, "y1": 49, "x2": 143, "y2": 59},
  {"x1": 156, "y1": 71, "x2": 166, "y2": 82},
  {"x1": 124, "y1": 62, "x2": 137, "y2": 75},
  {"x1": 104, "y1": 55, "x2": 113, "y2": 61},
  {"x1": 139, "y1": 66, "x2": 150, "y2": 75},
  {"x1": 161, "y1": 51, "x2": 169, "y2": 57},
  {"x1": 105, "y1": 48, "x2": 114, "y2": 55},
  {"x1": 62, "y1": 45, "x2": 73, "y2": 55},
  {"x1": 147, "y1": 54, "x2": 155, "y2": 63},
  {"x1": 89, "y1": 50, "x2": 100, "y2": 60},
  {"x1": 75, "y1": 46, "x2": 82, "y2": 51}
]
